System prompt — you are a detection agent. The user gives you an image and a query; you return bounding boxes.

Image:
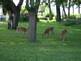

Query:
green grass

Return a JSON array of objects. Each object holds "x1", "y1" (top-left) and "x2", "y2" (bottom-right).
[{"x1": 0, "y1": 21, "x2": 81, "y2": 61}]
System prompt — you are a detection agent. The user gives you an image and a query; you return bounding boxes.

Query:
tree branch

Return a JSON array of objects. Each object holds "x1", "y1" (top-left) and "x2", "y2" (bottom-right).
[{"x1": 17, "y1": 0, "x2": 24, "y2": 8}]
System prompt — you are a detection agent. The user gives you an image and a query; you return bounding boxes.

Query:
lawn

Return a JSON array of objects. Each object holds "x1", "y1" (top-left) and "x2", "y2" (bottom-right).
[{"x1": 0, "y1": 21, "x2": 81, "y2": 61}]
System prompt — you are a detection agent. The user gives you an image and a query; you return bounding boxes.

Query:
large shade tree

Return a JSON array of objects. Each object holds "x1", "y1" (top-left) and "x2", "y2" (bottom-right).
[
  {"x1": 26, "y1": 0, "x2": 40, "y2": 42},
  {"x1": 1, "y1": 0, "x2": 23, "y2": 29}
]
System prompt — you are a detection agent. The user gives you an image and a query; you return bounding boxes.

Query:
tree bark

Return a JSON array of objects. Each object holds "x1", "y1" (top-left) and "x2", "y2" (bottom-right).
[
  {"x1": 8, "y1": 12, "x2": 14, "y2": 29},
  {"x1": 56, "y1": 0, "x2": 61, "y2": 22},
  {"x1": 7, "y1": 0, "x2": 23, "y2": 30},
  {"x1": 25, "y1": 0, "x2": 40, "y2": 42},
  {"x1": 62, "y1": 3, "x2": 67, "y2": 18},
  {"x1": 68, "y1": 0, "x2": 71, "y2": 17},
  {"x1": 72, "y1": 5, "x2": 74, "y2": 15},
  {"x1": 12, "y1": 10, "x2": 20, "y2": 29},
  {"x1": 8, "y1": 10, "x2": 20, "y2": 30},
  {"x1": 48, "y1": 0, "x2": 53, "y2": 20},
  {"x1": 28, "y1": 12, "x2": 37, "y2": 42},
  {"x1": 78, "y1": 5, "x2": 80, "y2": 15}
]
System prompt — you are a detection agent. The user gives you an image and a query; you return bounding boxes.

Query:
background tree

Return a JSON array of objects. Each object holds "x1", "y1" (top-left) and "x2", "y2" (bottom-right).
[
  {"x1": 60, "y1": 0, "x2": 68, "y2": 18},
  {"x1": 55, "y1": 0, "x2": 62, "y2": 22},
  {"x1": 48, "y1": 0, "x2": 54, "y2": 20},
  {"x1": 1, "y1": 0, "x2": 23, "y2": 29},
  {"x1": 74, "y1": 0, "x2": 81, "y2": 15},
  {"x1": 67, "y1": 0, "x2": 71, "y2": 17}
]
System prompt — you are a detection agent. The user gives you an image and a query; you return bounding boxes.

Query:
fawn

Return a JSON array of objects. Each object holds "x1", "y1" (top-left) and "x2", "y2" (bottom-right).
[
  {"x1": 60, "y1": 28, "x2": 68, "y2": 42},
  {"x1": 43, "y1": 27, "x2": 54, "y2": 37},
  {"x1": 16, "y1": 27, "x2": 27, "y2": 33}
]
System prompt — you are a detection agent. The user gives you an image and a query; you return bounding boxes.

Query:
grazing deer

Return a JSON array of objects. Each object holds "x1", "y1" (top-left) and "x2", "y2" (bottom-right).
[
  {"x1": 16, "y1": 27, "x2": 27, "y2": 33},
  {"x1": 43, "y1": 27, "x2": 54, "y2": 37},
  {"x1": 60, "y1": 28, "x2": 68, "y2": 42}
]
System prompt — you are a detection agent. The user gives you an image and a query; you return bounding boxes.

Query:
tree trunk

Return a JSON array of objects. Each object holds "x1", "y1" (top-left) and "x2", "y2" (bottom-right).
[
  {"x1": 68, "y1": 0, "x2": 71, "y2": 17},
  {"x1": 28, "y1": 12, "x2": 37, "y2": 42},
  {"x1": 78, "y1": 5, "x2": 80, "y2": 15},
  {"x1": 35, "y1": 12, "x2": 39, "y2": 22},
  {"x1": 56, "y1": 0, "x2": 61, "y2": 22},
  {"x1": 48, "y1": 0, "x2": 53, "y2": 20},
  {"x1": 25, "y1": 0, "x2": 40, "y2": 42},
  {"x1": 8, "y1": 12, "x2": 14, "y2": 29},
  {"x1": 8, "y1": 20, "x2": 13, "y2": 29},
  {"x1": 12, "y1": 10, "x2": 20, "y2": 29},
  {"x1": 8, "y1": 10, "x2": 20, "y2": 30},
  {"x1": 7, "y1": 0, "x2": 23, "y2": 30},
  {"x1": 72, "y1": 5, "x2": 74, "y2": 15},
  {"x1": 68, "y1": 7, "x2": 70, "y2": 17},
  {"x1": 62, "y1": 3, "x2": 67, "y2": 18}
]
